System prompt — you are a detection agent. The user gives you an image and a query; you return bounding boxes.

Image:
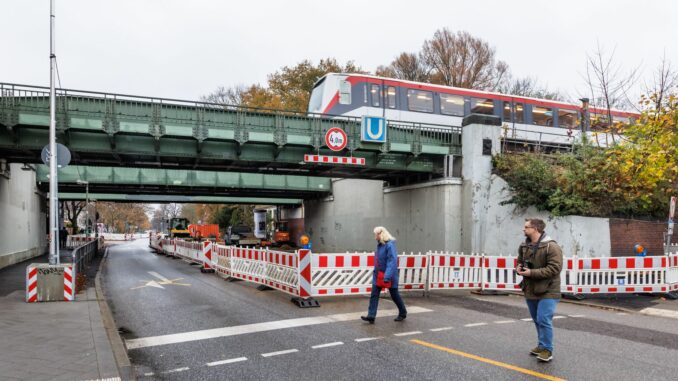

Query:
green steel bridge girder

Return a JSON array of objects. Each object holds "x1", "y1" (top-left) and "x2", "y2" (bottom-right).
[
  {"x1": 36, "y1": 165, "x2": 331, "y2": 199},
  {"x1": 58, "y1": 193, "x2": 303, "y2": 205},
  {"x1": 0, "y1": 83, "x2": 462, "y2": 178}
]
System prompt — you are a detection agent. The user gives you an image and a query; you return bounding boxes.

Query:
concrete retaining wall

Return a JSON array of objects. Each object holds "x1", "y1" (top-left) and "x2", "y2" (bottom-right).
[{"x1": 0, "y1": 163, "x2": 47, "y2": 269}]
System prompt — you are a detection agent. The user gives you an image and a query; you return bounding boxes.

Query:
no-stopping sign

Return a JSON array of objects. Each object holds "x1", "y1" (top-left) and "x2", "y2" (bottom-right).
[{"x1": 325, "y1": 127, "x2": 347, "y2": 151}]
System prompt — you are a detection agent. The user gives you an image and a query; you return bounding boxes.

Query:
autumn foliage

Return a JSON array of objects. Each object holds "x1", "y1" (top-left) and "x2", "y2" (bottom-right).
[{"x1": 494, "y1": 94, "x2": 677, "y2": 218}]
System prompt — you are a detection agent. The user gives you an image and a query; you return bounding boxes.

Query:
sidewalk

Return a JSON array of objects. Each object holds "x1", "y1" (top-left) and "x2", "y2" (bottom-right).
[{"x1": 0, "y1": 250, "x2": 125, "y2": 381}]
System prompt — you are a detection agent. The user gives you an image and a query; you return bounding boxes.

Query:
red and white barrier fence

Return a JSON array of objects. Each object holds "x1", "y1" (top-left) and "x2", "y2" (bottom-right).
[
  {"x1": 149, "y1": 239, "x2": 678, "y2": 306},
  {"x1": 26, "y1": 264, "x2": 75, "y2": 302}
]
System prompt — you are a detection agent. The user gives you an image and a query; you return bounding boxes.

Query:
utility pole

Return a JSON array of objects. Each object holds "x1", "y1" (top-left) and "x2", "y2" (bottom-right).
[{"x1": 48, "y1": 0, "x2": 59, "y2": 265}]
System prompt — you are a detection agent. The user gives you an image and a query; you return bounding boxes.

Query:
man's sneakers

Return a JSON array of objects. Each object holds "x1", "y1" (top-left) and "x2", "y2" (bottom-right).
[
  {"x1": 530, "y1": 346, "x2": 543, "y2": 356},
  {"x1": 536, "y1": 349, "x2": 553, "y2": 362},
  {"x1": 394, "y1": 315, "x2": 406, "y2": 322}
]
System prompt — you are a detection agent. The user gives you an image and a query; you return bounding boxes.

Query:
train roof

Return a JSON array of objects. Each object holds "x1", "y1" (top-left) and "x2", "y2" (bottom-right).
[{"x1": 318, "y1": 73, "x2": 638, "y2": 117}]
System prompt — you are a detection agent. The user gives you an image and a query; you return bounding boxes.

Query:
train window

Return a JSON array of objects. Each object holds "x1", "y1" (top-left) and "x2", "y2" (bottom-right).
[
  {"x1": 590, "y1": 113, "x2": 609, "y2": 130},
  {"x1": 558, "y1": 109, "x2": 577, "y2": 129},
  {"x1": 470, "y1": 97, "x2": 494, "y2": 115},
  {"x1": 339, "y1": 80, "x2": 351, "y2": 105},
  {"x1": 532, "y1": 106, "x2": 553, "y2": 126},
  {"x1": 386, "y1": 86, "x2": 397, "y2": 109},
  {"x1": 503, "y1": 102, "x2": 524, "y2": 123},
  {"x1": 440, "y1": 94, "x2": 464, "y2": 116},
  {"x1": 407, "y1": 89, "x2": 433, "y2": 113},
  {"x1": 371, "y1": 85, "x2": 381, "y2": 107}
]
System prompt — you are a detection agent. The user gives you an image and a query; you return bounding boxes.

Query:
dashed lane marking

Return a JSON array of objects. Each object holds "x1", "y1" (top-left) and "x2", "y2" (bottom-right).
[
  {"x1": 394, "y1": 331, "x2": 423, "y2": 336},
  {"x1": 125, "y1": 306, "x2": 433, "y2": 349},
  {"x1": 567, "y1": 314, "x2": 585, "y2": 318},
  {"x1": 430, "y1": 327, "x2": 454, "y2": 332},
  {"x1": 355, "y1": 337, "x2": 383, "y2": 342},
  {"x1": 143, "y1": 373, "x2": 154, "y2": 377},
  {"x1": 411, "y1": 339, "x2": 567, "y2": 381},
  {"x1": 311, "y1": 341, "x2": 344, "y2": 349},
  {"x1": 206, "y1": 357, "x2": 248, "y2": 367},
  {"x1": 521, "y1": 318, "x2": 533, "y2": 321},
  {"x1": 261, "y1": 349, "x2": 299, "y2": 357},
  {"x1": 162, "y1": 367, "x2": 189, "y2": 374},
  {"x1": 553, "y1": 315, "x2": 566, "y2": 319},
  {"x1": 494, "y1": 320, "x2": 515, "y2": 324},
  {"x1": 464, "y1": 322, "x2": 487, "y2": 327}
]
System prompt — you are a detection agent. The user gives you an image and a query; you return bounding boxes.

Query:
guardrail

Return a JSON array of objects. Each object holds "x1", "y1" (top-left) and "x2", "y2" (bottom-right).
[{"x1": 150, "y1": 239, "x2": 678, "y2": 307}]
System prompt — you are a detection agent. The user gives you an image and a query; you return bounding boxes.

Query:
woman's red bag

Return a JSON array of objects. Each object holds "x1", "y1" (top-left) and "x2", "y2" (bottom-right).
[
  {"x1": 376, "y1": 271, "x2": 392, "y2": 288},
  {"x1": 375, "y1": 252, "x2": 392, "y2": 288}
]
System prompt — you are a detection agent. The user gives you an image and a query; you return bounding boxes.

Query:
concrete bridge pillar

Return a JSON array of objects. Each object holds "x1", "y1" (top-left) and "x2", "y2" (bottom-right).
[{"x1": 460, "y1": 114, "x2": 502, "y2": 254}]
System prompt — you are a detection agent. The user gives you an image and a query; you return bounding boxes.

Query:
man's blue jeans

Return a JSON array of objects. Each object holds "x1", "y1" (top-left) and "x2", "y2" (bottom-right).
[
  {"x1": 367, "y1": 286, "x2": 407, "y2": 318},
  {"x1": 526, "y1": 298, "x2": 559, "y2": 352}
]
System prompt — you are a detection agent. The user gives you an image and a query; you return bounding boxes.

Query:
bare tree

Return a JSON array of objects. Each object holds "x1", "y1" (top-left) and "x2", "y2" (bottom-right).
[
  {"x1": 201, "y1": 85, "x2": 248, "y2": 107},
  {"x1": 420, "y1": 29, "x2": 509, "y2": 90},
  {"x1": 583, "y1": 41, "x2": 640, "y2": 132},
  {"x1": 376, "y1": 52, "x2": 431, "y2": 82},
  {"x1": 644, "y1": 52, "x2": 678, "y2": 112},
  {"x1": 63, "y1": 201, "x2": 86, "y2": 233},
  {"x1": 497, "y1": 75, "x2": 566, "y2": 101}
]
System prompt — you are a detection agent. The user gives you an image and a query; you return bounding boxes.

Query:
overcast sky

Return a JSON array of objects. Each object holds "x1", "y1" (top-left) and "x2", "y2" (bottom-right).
[{"x1": 2, "y1": 0, "x2": 676, "y2": 105}]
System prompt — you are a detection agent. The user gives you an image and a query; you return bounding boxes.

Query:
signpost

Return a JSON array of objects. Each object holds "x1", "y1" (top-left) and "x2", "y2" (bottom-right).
[{"x1": 361, "y1": 116, "x2": 387, "y2": 143}]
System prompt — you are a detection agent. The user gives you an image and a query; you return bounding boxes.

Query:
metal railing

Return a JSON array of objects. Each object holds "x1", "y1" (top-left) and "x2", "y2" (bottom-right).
[{"x1": 70, "y1": 237, "x2": 103, "y2": 285}]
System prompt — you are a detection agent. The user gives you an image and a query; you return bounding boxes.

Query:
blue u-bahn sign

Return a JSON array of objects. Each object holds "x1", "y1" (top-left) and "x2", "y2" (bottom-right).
[{"x1": 361, "y1": 116, "x2": 387, "y2": 143}]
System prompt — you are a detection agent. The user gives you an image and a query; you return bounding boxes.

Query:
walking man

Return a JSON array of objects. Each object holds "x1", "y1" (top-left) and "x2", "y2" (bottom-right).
[{"x1": 516, "y1": 218, "x2": 563, "y2": 362}]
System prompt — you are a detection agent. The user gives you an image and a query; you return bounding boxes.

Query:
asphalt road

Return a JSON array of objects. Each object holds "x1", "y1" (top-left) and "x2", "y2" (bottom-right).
[{"x1": 102, "y1": 240, "x2": 678, "y2": 380}]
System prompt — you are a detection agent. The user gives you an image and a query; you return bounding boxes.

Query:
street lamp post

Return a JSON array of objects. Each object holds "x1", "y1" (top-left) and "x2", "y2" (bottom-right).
[{"x1": 76, "y1": 180, "x2": 89, "y2": 237}]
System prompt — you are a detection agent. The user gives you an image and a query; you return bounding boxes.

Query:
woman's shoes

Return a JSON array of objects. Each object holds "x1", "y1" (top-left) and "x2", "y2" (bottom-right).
[
  {"x1": 360, "y1": 316, "x2": 375, "y2": 324},
  {"x1": 394, "y1": 315, "x2": 406, "y2": 322}
]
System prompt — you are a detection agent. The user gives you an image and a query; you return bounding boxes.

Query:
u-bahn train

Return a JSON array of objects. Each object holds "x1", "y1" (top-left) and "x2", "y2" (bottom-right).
[{"x1": 308, "y1": 73, "x2": 639, "y2": 146}]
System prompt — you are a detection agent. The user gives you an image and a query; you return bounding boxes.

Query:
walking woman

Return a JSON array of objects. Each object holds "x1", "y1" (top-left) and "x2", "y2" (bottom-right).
[{"x1": 361, "y1": 226, "x2": 407, "y2": 323}]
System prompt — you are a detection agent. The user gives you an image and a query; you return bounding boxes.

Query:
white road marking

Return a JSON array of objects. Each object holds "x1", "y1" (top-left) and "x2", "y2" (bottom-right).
[
  {"x1": 355, "y1": 336, "x2": 383, "y2": 342},
  {"x1": 430, "y1": 327, "x2": 454, "y2": 332},
  {"x1": 640, "y1": 307, "x2": 678, "y2": 320},
  {"x1": 143, "y1": 373, "x2": 154, "y2": 377},
  {"x1": 311, "y1": 341, "x2": 344, "y2": 349},
  {"x1": 493, "y1": 320, "x2": 515, "y2": 324},
  {"x1": 464, "y1": 323, "x2": 487, "y2": 327},
  {"x1": 261, "y1": 349, "x2": 299, "y2": 357},
  {"x1": 616, "y1": 312, "x2": 629, "y2": 316},
  {"x1": 126, "y1": 306, "x2": 433, "y2": 349},
  {"x1": 206, "y1": 357, "x2": 248, "y2": 367},
  {"x1": 553, "y1": 315, "x2": 567, "y2": 319},
  {"x1": 149, "y1": 271, "x2": 170, "y2": 282},
  {"x1": 521, "y1": 318, "x2": 533, "y2": 322},
  {"x1": 394, "y1": 331, "x2": 422, "y2": 336},
  {"x1": 163, "y1": 367, "x2": 189, "y2": 374},
  {"x1": 568, "y1": 314, "x2": 586, "y2": 318}
]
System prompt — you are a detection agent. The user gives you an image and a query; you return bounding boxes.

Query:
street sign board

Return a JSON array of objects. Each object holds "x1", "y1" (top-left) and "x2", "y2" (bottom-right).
[
  {"x1": 325, "y1": 127, "x2": 347, "y2": 151},
  {"x1": 670, "y1": 196, "x2": 676, "y2": 219},
  {"x1": 361, "y1": 116, "x2": 387, "y2": 143}
]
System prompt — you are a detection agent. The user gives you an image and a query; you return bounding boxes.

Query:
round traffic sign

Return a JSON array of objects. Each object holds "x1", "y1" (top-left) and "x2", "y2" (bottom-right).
[{"x1": 325, "y1": 127, "x2": 347, "y2": 151}]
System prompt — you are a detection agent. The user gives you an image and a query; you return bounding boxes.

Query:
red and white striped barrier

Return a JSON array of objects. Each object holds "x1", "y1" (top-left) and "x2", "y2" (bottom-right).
[
  {"x1": 482, "y1": 255, "x2": 522, "y2": 291},
  {"x1": 567, "y1": 256, "x2": 670, "y2": 294},
  {"x1": 66, "y1": 235, "x2": 96, "y2": 248},
  {"x1": 428, "y1": 252, "x2": 483, "y2": 290},
  {"x1": 26, "y1": 264, "x2": 75, "y2": 303},
  {"x1": 64, "y1": 265, "x2": 74, "y2": 301},
  {"x1": 150, "y1": 239, "x2": 678, "y2": 307},
  {"x1": 230, "y1": 247, "x2": 268, "y2": 284},
  {"x1": 26, "y1": 266, "x2": 37, "y2": 303},
  {"x1": 668, "y1": 254, "x2": 678, "y2": 292},
  {"x1": 304, "y1": 154, "x2": 365, "y2": 166}
]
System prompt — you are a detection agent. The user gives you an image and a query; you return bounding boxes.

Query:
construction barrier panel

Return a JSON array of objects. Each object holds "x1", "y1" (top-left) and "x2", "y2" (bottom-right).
[
  {"x1": 154, "y1": 239, "x2": 678, "y2": 305},
  {"x1": 429, "y1": 252, "x2": 483, "y2": 290}
]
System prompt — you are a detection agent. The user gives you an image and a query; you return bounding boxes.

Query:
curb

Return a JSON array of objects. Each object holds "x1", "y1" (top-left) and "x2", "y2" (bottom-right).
[{"x1": 95, "y1": 246, "x2": 135, "y2": 381}]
